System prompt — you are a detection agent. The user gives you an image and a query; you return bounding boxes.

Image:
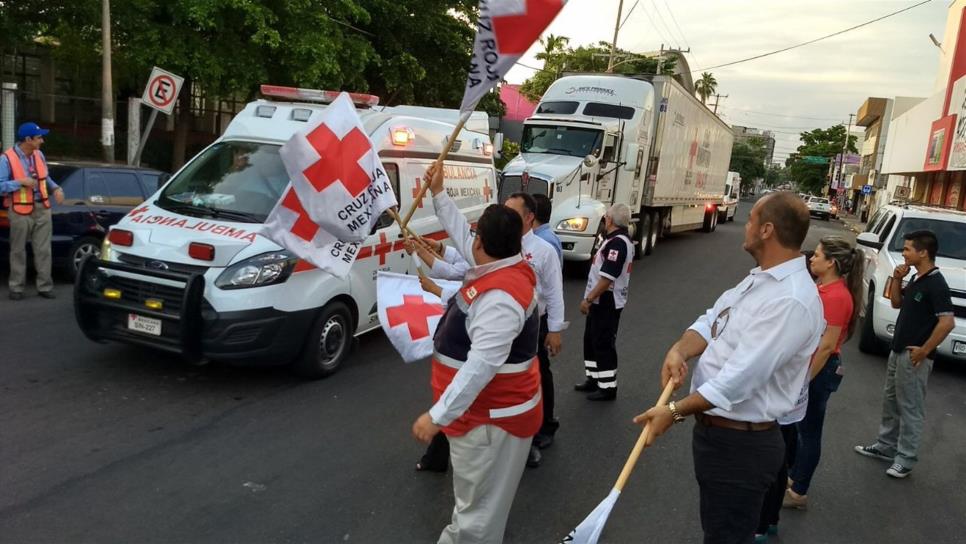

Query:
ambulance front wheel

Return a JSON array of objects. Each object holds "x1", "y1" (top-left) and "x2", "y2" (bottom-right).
[{"x1": 292, "y1": 301, "x2": 355, "y2": 379}]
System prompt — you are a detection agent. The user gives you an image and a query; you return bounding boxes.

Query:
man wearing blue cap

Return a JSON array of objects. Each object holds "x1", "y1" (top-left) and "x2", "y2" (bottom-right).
[{"x1": 1, "y1": 122, "x2": 64, "y2": 300}]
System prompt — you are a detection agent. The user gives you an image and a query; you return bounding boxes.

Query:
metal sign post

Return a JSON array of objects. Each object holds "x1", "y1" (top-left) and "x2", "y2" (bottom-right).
[{"x1": 131, "y1": 67, "x2": 184, "y2": 166}]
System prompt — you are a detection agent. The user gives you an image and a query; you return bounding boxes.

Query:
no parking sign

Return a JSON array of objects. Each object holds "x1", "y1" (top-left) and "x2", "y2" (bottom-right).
[{"x1": 141, "y1": 67, "x2": 184, "y2": 115}]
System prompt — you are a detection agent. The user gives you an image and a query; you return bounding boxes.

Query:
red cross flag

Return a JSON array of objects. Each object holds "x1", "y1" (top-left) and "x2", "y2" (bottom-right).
[
  {"x1": 278, "y1": 92, "x2": 397, "y2": 242},
  {"x1": 263, "y1": 187, "x2": 362, "y2": 277},
  {"x1": 459, "y1": 0, "x2": 567, "y2": 113},
  {"x1": 377, "y1": 271, "x2": 461, "y2": 363}
]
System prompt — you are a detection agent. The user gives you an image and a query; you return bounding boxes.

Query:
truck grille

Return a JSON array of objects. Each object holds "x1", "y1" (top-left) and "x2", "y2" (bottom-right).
[{"x1": 499, "y1": 175, "x2": 549, "y2": 203}]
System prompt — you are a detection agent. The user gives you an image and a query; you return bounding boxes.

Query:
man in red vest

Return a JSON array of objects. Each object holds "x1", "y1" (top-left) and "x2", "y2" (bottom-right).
[
  {"x1": 1, "y1": 122, "x2": 64, "y2": 300},
  {"x1": 412, "y1": 163, "x2": 542, "y2": 544}
]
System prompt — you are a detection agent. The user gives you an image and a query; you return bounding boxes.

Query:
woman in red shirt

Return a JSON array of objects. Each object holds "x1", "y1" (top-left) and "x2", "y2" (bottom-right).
[{"x1": 784, "y1": 236, "x2": 865, "y2": 509}]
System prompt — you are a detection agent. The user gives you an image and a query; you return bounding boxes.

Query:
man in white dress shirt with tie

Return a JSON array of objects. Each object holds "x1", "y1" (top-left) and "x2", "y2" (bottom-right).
[{"x1": 634, "y1": 192, "x2": 825, "y2": 544}]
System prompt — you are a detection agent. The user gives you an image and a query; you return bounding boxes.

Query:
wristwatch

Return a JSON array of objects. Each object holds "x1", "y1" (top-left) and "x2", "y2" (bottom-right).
[{"x1": 668, "y1": 401, "x2": 686, "y2": 424}]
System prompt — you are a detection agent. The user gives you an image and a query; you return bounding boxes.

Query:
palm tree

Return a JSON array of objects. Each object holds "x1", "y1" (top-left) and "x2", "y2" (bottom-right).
[
  {"x1": 535, "y1": 34, "x2": 570, "y2": 65},
  {"x1": 695, "y1": 72, "x2": 717, "y2": 104}
]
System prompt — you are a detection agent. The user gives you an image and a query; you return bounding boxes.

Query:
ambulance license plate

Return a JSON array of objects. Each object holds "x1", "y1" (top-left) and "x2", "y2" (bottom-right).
[
  {"x1": 954, "y1": 341, "x2": 966, "y2": 355},
  {"x1": 128, "y1": 313, "x2": 162, "y2": 336}
]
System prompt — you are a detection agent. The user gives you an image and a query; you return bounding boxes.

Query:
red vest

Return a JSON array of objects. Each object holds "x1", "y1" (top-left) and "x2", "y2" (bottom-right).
[
  {"x1": 431, "y1": 260, "x2": 543, "y2": 438},
  {"x1": 3, "y1": 147, "x2": 50, "y2": 215}
]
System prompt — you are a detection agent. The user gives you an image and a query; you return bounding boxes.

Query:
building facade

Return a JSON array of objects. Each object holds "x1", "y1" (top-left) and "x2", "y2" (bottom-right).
[{"x1": 732, "y1": 125, "x2": 776, "y2": 165}]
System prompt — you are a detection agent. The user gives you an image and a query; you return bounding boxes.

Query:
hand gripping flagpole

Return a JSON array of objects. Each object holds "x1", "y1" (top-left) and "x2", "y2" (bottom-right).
[
  {"x1": 562, "y1": 380, "x2": 676, "y2": 544},
  {"x1": 399, "y1": 110, "x2": 472, "y2": 231}
]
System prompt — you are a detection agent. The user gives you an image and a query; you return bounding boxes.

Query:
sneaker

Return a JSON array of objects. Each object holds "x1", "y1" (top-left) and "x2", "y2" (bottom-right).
[
  {"x1": 886, "y1": 463, "x2": 912, "y2": 479},
  {"x1": 38, "y1": 291, "x2": 56, "y2": 299},
  {"x1": 782, "y1": 488, "x2": 807, "y2": 510},
  {"x1": 9, "y1": 292, "x2": 24, "y2": 301},
  {"x1": 754, "y1": 534, "x2": 768, "y2": 543},
  {"x1": 854, "y1": 444, "x2": 892, "y2": 461},
  {"x1": 767, "y1": 524, "x2": 779, "y2": 535}
]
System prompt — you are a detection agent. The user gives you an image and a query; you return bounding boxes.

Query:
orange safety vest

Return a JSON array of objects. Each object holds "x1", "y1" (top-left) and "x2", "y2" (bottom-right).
[{"x1": 3, "y1": 147, "x2": 50, "y2": 215}]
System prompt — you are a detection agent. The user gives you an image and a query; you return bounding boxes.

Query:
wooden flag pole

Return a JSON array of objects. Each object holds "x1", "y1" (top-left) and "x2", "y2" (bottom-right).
[
  {"x1": 614, "y1": 381, "x2": 676, "y2": 492},
  {"x1": 399, "y1": 111, "x2": 471, "y2": 230}
]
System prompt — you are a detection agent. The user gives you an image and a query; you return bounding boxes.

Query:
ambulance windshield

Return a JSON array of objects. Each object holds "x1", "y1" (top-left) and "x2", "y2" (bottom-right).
[
  {"x1": 520, "y1": 125, "x2": 603, "y2": 158},
  {"x1": 157, "y1": 142, "x2": 289, "y2": 222}
]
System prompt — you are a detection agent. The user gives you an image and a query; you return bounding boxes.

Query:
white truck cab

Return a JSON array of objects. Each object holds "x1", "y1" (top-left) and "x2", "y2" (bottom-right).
[
  {"x1": 502, "y1": 73, "x2": 733, "y2": 261},
  {"x1": 856, "y1": 203, "x2": 966, "y2": 360},
  {"x1": 74, "y1": 86, "x2": 497, "y2": 378}
]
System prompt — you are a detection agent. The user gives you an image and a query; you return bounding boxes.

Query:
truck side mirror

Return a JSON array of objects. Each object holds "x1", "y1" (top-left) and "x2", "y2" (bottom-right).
[
  {"x1": 623, "y1": 144, "x2": 639, "y2": 171},
  {"x1": 494, "y1": 133, "x2": 504, "y2": 159},
  {"x1": 582, "y1": 154, "x2": 599, "y2": 169}
]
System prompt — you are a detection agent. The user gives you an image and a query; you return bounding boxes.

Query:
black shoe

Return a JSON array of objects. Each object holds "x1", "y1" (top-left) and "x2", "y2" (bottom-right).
[
  {"x1": 526, "y1": 445, "x2": 542, "y2": 468},
  {"x1": 534, "y1": 433, "x2": 554, "y2": 450},
  {"x1": 574, "y1": 379, "x2": 598, "y2": 392},
  {"x1": 38, "y1": 291, "x2": 56, "y2": 299},
  {"x1": 9, "y1": 292, "x2": 24, "y2": 301},
  {"x1": 587, "y1": 389, "x2": 617, "y2": 401}
]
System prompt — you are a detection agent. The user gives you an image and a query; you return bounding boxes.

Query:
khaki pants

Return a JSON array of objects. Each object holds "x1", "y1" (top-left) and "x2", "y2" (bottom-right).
[
  {"x1": 876, "y1": 350, "x2": 933, "y2": 469},
  {"x1": 8, "y1": 205, "x2": 53, "y2": 294},
  {"x1": 438, "y1": 425, "x2": 530, "y2": 544}
]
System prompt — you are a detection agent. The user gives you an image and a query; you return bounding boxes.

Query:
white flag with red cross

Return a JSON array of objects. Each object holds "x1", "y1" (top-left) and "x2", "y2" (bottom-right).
[
  {"x1": 460, "y1": 0, "x2": 567, "y2": 113},
  {"x1": 262, "y1": 186, "x2": 363, "y2": 277},
  {"x1": 376, "y1": 272, "x2": 461, "y2": 363},
  {"x1": 278, "y1": 92, "x2": 397, "y2": 242}
]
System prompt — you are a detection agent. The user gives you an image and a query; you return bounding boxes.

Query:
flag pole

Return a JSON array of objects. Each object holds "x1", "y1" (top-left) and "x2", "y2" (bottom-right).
[
  {"x1": 400, "y1": 110, "x2": 472, "y2": 230},
  {"x1": 614, "y1": 380, "x2": 675, "y2": 492}
]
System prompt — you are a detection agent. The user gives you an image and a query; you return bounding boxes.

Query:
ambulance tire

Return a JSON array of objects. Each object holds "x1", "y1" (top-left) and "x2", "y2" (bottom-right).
[{"x1": 293, "y1": 301, "x2": 355, "y2": 379}]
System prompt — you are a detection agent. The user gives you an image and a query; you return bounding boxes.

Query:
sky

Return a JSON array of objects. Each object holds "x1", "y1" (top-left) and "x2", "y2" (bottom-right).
[{"x1": 504, "y1": 0, "x2": 950, "y2": 163}]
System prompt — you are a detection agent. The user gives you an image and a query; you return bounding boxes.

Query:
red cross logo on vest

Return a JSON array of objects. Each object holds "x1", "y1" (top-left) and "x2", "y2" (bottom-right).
[
  {"x1": 386, "y1": 295, "x2": 444, "y2": 340},
  {"x1": 302, "y1": 125, "x2": 372, "y2": 198}
]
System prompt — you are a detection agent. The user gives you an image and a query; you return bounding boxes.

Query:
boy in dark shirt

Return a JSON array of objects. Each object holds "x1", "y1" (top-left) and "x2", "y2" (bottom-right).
[{"x1": 855, "y1": 230, "x2": 955, "y2": 478}]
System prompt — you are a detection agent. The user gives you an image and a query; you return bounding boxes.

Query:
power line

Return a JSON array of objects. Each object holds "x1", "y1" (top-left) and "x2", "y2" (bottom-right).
[
  {"x1": 649, "y1": 0, "x2": 680, "y2": 48},
  {"x1": 730, "y1": 109, "x2": 849, "y2": 121},
  {"x1": 619, "y1": 0, "x2": 642, "y2": 30},
  {"x1": 660, "y1": 0, "x2": 691, "y2": 50},
  {"x1": 692, "y1": 0, "x2": 933, "y2": 72}
]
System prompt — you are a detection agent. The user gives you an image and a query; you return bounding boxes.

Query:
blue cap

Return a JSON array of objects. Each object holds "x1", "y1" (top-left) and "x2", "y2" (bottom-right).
[{"x1": 17, "y1": 122, "x2": 50, "y2": 141}]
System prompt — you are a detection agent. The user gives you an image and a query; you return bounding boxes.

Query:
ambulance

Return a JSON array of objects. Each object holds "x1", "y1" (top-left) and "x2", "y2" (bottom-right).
[{"x1": 74, "y1": 86, "x2": 497, "y2": 378}]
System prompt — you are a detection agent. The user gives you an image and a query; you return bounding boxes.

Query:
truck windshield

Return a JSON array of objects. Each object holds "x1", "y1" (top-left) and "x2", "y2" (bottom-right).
[
  {"x1": 521, "y1": 125, "x2": 603, "y2": 158},
  {"x1": 889, "y1": 218, "x2": 966, "y2": 260},
  {"x1": 157, "y1": 142, "x2": 289, "y2": 223}
]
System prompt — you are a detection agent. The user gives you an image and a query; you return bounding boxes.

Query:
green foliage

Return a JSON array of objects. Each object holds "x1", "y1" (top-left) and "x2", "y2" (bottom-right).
[
  {"x1": 763, "y1": 164, "x2": 786, "y2": 188},
  {"x1": 694, "y1": 72, "x2": 717, "y2": 104},
  {"x1": 495, "y1": 138, "x2": 519, "y2": 170},
  {"x1": 785, "y1": 124, "x2": 858, "y2": 195},
  {"x1": 477, "y1": 90, "x2": 506, "y2": 118},
  {"x1": 729, "y1": 136, "x2": 768, "y2": 185},
  {"x1": 519, "y1": 39, "x2": 674, "y2": 103}
]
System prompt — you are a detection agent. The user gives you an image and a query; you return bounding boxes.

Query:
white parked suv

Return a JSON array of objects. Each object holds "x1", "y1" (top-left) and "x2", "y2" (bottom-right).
[
  {"x1": 807, "y1": 196, "x2": 832, "y2": 220},
  {"x1": 855, "y1": 203, "x2": 966, "y2": 359}
]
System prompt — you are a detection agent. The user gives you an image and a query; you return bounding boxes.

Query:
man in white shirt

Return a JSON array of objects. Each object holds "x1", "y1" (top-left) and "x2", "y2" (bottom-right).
[
  {"x1": 412, "y1": 164, "x2": 542, "y2": 544},
  {"x1": 633, "y1": 192, "x2": 824, "y2": 544}
]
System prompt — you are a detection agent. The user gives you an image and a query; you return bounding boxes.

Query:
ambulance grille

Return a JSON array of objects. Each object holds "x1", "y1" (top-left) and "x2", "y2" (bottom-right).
[{"x1": 118, "y1": 254, "x2": 209, "y2": 275}]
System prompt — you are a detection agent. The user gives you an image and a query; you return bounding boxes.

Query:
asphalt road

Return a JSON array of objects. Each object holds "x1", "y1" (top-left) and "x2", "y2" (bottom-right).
[{"x1": 2, "y1": 200, "x2": 965, "y2": 543}]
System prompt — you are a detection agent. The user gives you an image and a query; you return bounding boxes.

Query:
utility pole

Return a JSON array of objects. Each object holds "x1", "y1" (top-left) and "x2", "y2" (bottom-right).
[
  {"x1": 710, "y1": 93, "x2": 728, "y2": 115},
  {"x1": 835, "y1": 113, "x2": 855, "y2": 198},
  {"x1": 101, "y1": 0, "x2": 115, "y2": 162},
  {"x1": 607, "y1": 0, "x2": 625, "y2": 73}
]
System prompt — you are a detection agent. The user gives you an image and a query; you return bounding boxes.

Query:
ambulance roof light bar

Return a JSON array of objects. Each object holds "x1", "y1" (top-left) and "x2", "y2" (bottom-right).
[{"x1": 259, "y1": 85, "x2": 380, "y2": 108}]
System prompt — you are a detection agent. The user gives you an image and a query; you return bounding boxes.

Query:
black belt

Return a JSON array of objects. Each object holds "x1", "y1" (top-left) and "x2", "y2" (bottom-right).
[{"x1": 695, "y1": 413, "x2": 777, "y2": 432}]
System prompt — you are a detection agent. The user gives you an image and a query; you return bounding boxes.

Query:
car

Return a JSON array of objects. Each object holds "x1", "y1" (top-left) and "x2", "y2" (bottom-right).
[
  {"x1": 806, "y1": 196, "x2": 832, "y2": 220},
  {"x1": 0, "y1": 162, "x2": 168, "y2": 278},
  {"x1": 855, "y1": 203, "x2": 966, "y2": 360}
]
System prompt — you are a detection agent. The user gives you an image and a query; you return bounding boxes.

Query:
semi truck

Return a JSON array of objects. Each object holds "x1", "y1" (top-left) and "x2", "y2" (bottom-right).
[{"x1": 500, "y1": 73, "x2": 734, "y2": 259}]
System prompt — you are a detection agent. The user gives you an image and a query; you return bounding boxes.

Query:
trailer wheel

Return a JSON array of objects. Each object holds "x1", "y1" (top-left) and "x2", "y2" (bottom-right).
[
  {"x1": 702, "y1": 207, "x2": 718, "y2": 233},
  {"x1": 643, "y1": 211, "x2": 658, "y2": 256},
  {"x1": 292, "y1": 301, "x2": 355, "y2": 379}
]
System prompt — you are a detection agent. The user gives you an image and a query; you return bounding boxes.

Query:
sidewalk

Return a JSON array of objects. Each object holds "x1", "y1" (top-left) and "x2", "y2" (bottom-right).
[{"x1": 837, "y1": 213, "x2": 867, "y2": 235}]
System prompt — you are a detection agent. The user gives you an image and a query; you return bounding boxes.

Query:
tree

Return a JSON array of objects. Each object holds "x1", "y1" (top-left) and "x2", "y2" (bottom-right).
[
  {"x1": 728, "y1": 136, "x2": 768, "y2": 186},
  {"x1": 785, "y1": 124, "x2": 858, "y2": 195},
  {"x1": 518, "y1": 40, "x2": 674, "y2": 102},
  {"x1": 694, "y1": 72, "x2": 717, "y2": 104},
  {"x1": 763, "y1": 164, "x2": 786, "y2": 188}
]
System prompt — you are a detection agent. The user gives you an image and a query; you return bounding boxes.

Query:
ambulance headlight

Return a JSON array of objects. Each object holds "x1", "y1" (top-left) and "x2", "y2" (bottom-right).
[
  {"x1": 556, "y1": 217, "x2": 589, "y2": 232},
  {"x1": 215, "y1": 251, "x2": 298, "y2": 289}
]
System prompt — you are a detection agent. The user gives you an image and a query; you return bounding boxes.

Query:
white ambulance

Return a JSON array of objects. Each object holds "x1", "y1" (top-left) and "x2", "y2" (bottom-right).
[{"x1": 74, "y1": 86, "x2": 497, "y2": 378}]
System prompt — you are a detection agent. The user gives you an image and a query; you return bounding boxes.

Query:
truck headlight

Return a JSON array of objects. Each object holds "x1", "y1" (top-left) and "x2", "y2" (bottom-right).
[
  {"x1": 556, "y1": 217, "x2": 589, "y2": 232},
  {"x1": 215, "y1": 251, "x2": 298, "y2": 289}
]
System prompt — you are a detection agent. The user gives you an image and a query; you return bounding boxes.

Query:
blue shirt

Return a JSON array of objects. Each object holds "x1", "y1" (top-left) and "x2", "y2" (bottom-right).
[
  {"x1": 0, "y1": 146, "x2": 59, "y2": 198},
  {"x1": 534, "y1": 223, "x2": 563, "y2": 265}
]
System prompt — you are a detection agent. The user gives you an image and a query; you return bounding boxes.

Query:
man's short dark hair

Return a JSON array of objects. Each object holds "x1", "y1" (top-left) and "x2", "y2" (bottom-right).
[
  {"x1": 904, "y1": 229, "x2": 939, "y2": 261},
  {"x1": 507, "y1": 192, "x2": 537, "y2": 216},
  {"x1": 477, "y1": 204, "x2": 523, "y2": 259},
  {"x1": 758, "y1": 192, "x2": 810, "y2": 250},
  {"x1": 531, "y1": 193, "x2": 552, "y2": 224}
]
